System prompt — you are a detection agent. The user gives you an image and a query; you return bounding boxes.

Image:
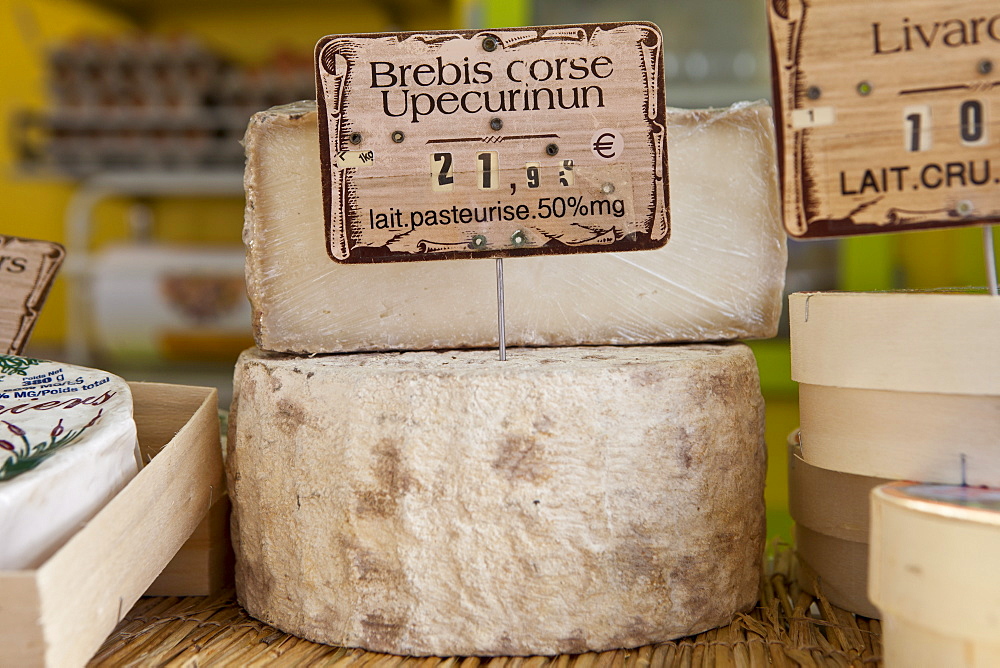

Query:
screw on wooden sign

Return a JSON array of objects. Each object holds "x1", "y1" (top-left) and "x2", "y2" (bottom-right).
[
  {"x1": 0, "y1": 236, "x2": 65, "y2": 355},
  {"x1": 768, "y1": 0, "x2": 1000, "y2": 238},
  {"x1": 315, "y1": 23, "x2": 669, "y2": 263}
]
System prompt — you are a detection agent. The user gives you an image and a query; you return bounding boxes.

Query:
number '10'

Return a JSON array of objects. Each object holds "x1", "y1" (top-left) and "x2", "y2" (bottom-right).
[{"x1": 904, "y1": 100, "x2": 988, "y2": 152}]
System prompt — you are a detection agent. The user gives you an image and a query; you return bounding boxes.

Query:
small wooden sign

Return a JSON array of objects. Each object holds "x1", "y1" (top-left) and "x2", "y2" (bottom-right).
[
  {"x1": 0, "y1": 236, "x2": 64, "y2": 354},
  {"x1": 769, "y1": 0, "x2": 1000, "y2": 238},
  {"x1": 316, "y1": 23, "x2": 668, "y2": 263}
]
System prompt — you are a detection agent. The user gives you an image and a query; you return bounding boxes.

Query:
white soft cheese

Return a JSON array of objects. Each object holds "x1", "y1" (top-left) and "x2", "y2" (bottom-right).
[
  {"x1": 0, "y1": 355, "x2": 140, "y2": 570},
  {"x1": 243, "y1": 100, "x2": 787, "y2": 354}
]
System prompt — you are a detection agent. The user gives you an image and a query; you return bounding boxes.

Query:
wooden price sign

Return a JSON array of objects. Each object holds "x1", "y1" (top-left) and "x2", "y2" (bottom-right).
[
  {"x1": 769, "y1": 0, "x2": 1000, "y2": 238},
  {"x1": 0, "y1": 236, "x2": 64, "y2": 355},
  {"x1": 315, "y1": 23, "x2": 668, "y2": 263}
]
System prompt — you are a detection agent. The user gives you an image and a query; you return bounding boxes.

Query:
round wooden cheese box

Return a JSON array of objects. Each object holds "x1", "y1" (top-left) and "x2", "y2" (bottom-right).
[
  {"x1": 791, "y1": 291, "x2": 1000, "y2": 486},
  {"x1": 870, "y1": 482, "x2": 1000, "y2": 667},
  {"x1": 788, "y1": 433, "x2": 889, "y2": 618}
]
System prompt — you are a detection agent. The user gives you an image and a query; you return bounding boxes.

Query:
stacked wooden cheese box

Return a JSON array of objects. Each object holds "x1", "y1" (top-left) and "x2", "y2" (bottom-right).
[
  {"x1": 790, "y1": 291, "x2": 1000, "y2": 661},
  {"x1": 226, "y1": 98, "x2": 789, "y2": 655}
]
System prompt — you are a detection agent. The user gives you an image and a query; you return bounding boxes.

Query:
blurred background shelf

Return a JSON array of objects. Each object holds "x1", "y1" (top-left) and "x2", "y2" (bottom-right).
[
  {"x1": 60, "y1": 170, "x2": 247, "y2": 408},
  {"x1": 63, "y1": 170, "x2": 244, "y2": 196}
]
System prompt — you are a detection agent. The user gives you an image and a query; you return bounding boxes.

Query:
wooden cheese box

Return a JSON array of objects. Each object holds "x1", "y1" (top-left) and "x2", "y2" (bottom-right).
[
  {"x1": 0, "y1": 382, "x2": 223, "y2": 668},
  {"x1": 788, "y1": 432, "x2": 890, "y2": 618},
  {"x1": 146, "y1": 492, "x2": 232, "y2": 596},
  {"x1": 871, "y1": 483, "x2": 1000, "y2": 665},
  {"x1": 790, "y1": 291, "x2": 1000, "y2": 396},
  {"x1": 790, "y1": 291, "x2": 1000, "y2": 486}
]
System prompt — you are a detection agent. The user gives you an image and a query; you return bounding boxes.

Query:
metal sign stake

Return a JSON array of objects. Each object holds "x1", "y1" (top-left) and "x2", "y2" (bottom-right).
[
  {"x1": 496, "y1": 258, "x2": 507, "y2": 361},
  {"x1": 985, "y1": 227, "x2": 998, "y2": 297}
]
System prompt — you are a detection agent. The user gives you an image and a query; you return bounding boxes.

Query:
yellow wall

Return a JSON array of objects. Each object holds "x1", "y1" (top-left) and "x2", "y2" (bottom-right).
[
  {"x1": 2, "y1": 0, "x2": 457, "y2": 347},
  {"x1": 1, "y1": 0, "x2": 135, "y2": 345}
]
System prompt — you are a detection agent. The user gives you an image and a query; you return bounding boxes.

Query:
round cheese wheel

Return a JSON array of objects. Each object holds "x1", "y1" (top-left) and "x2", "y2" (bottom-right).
[
  {"x1": 871, "y1": 483, "x2": 1000, "y2": 666},
  {"x1": 0, "y1": 355, "x2": 139, "y2": 569},
  {"x1": 228, "y1": 344, "x2": 766, "y2": 656}
]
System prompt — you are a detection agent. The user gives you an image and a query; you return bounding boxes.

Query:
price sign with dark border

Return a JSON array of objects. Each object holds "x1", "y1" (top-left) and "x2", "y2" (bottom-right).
[
  {"x1": 315, "y1": 23, "x2": 668, "y2": 263},
  {"x1": 0, "y1": 236, "x2": 64, "y2": 355},
  {"x1": 769, "y1": 0, "x2": 1000, "y2": 238}
]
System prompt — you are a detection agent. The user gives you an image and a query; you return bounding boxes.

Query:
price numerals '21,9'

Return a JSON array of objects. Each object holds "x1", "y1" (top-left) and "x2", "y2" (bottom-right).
[{"x1": 432, "y1": 153, "x2": 575, "y2": 191}]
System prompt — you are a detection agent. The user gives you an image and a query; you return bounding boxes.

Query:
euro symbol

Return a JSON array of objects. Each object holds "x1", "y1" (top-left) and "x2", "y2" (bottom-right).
[{"x1": 593, "y1": 133, "x2": 617, "y2": 159}]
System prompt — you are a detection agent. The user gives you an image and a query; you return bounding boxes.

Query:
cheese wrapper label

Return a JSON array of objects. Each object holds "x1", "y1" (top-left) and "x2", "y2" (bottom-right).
[{"x1": 0, "y1": 355, "x2": 139, "y2": 570}]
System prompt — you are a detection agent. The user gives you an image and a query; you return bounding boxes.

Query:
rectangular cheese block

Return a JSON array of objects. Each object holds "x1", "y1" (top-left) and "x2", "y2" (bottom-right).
[{"x1": 244, "y1": 100, "x2": 786, "y2": 353}]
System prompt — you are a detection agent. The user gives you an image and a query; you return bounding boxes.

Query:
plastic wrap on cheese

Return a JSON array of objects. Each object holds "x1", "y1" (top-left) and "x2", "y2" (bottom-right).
[
  {"x1": 0, "y1": 355, "x2": 140, "y2": 570},
  {"x1": 243, "y1": 100, "x2": 786, "y2": 353}
]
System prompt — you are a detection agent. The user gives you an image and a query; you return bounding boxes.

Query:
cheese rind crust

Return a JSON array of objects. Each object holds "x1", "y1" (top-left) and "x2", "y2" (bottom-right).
[
  {"x1": 243, "y1": 100, "x2": 786, "y2": 353},
  {"x1": 228, "y1": 344, "x2": 766, "y2": 655}
]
